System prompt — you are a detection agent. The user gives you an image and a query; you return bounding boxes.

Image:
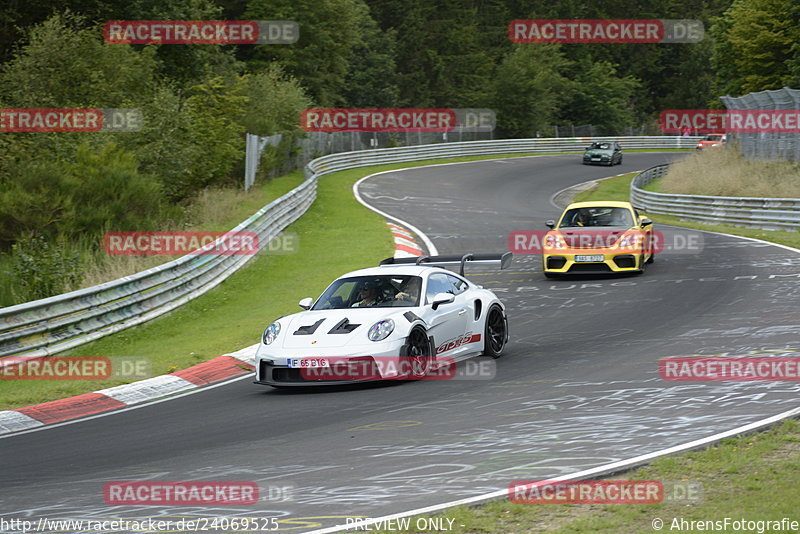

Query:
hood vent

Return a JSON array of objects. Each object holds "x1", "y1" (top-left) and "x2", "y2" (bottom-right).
[
  {"x1": 328, "y1": 318, "x2": 361, "y2": 334},
  {"x1": 294, "y1": 319, "x2": 325, "y2": 335}
]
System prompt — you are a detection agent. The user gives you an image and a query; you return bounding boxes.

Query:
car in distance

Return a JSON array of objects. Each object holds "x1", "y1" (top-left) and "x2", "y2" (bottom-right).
[
  {"x1": 583, "y1": 141, "x2": 622, "y2": 166},
  {"x1": 695, "y1": 133, "x2": 726, "y2": 150},
  {"x1": 542, "y1": 201, "x2": 654, "y2": 278},
  {"x1": 254, "y1": 253, "x2": 512, "y2": 387}
]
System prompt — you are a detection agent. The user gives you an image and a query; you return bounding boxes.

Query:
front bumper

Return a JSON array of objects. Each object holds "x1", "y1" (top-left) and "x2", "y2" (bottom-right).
[
  {"x1": 254, "y1": 340, "x2": 409, "y2": 386},
  {"x1": 543, "y1": 252, "x2": 643, "y2": 275},
  {"x1": 583, "y1": 155, "x2": 612, "y2": 165}
]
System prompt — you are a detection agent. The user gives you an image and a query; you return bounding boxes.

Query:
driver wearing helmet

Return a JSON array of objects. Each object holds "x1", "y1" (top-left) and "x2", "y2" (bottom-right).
[
  {"x1": 575, "y1": 209, "x2": 592, "y2": 227},
  {"x1": 352, "y1": 280, "x2": 380, "y2": 307}
]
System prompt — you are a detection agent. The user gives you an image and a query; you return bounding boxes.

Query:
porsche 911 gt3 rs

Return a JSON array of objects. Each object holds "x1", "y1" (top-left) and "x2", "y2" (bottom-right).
[{"x1": 254, "y1": 253, "x2": 512, "y2": 387}]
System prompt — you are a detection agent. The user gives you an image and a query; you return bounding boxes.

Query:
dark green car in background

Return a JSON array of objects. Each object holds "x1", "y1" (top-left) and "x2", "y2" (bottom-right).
[{"x1": 582, "y1": 141, "x2": 623, "y2": 166}]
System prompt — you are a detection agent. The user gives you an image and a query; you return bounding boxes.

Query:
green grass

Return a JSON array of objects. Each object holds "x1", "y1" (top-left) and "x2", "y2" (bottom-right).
[
  {"x1": 573, "y1": 172, "x2": 800, "y2": 250},
  {"x1": 369, "y1": 419, "x2": 800, "y2": 533}
]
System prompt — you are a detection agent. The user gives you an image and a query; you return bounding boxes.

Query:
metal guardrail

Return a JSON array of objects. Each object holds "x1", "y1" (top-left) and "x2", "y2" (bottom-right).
[
  {"x1": 0, "y1": 136, "x2": 698, "y2": 361},
  {"x1": 631, "y1": 164, "x2": 800, "y2": 230},
  {"x1": 306, "y1": 136, "x2": 699, "y2": 177}
]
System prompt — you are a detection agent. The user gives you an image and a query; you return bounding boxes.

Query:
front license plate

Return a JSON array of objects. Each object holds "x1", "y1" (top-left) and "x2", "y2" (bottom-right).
[
  {"x1": 591, "y1": 156, "x2": 601, "y2": 160},
  {"x1": 574, "y1": 255, "x2": 604, "y2": 262},
  {"x1": 288, "y1": 358, "x2": 330, "y2": 368}
]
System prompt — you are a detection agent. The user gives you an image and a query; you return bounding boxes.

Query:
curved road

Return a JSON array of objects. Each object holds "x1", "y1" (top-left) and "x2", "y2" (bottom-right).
[{"x1": 2, "y1": 153, "x2": 800, "y2": 532}]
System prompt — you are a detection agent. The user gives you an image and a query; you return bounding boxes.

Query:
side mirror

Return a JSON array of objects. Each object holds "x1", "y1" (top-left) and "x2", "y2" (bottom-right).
[
  {"x1": 640, "y1": 218, "x2": 653, "y2": 227},
  {"x1": 299, "y1": 297, "x2": 313, "y2": 310},
  {"x1": 545, "y1": 220, "x2": 556, "y2": 229},
  {"x1": 431, "y1": 292, "x2": 455, "y2": 310}
]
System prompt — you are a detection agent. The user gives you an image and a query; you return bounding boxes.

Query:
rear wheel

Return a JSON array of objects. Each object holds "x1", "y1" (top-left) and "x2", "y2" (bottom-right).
[
  {"x1": 403, "y1": 327, "x2": 432, "y2": 379},
  {"x1": 484, "y1": 305, "x2": 507, "y2": 358}
]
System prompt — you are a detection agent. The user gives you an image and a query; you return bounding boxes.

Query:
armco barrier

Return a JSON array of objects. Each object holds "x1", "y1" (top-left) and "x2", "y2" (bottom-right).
[
  {"x1": 631, "y1": 164, "x2": 800, "y2": 230},
  {"x1": 0, "y1": 136, "x2": 697, "y2": 362}
]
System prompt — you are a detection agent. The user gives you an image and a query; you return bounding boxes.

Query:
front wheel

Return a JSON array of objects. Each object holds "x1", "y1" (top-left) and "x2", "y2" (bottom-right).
[
  {"x1": 403, "y1": 327, "x2": 433, "y2": 379},
  {"x1": 484, "y1": 305, "x2": 507, "y2": 358}
]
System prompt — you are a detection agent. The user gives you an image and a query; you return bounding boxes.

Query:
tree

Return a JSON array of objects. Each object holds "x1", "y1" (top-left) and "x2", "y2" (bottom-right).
[
  {"x1": 492, "y1": 44, "x2": 569, "y2": 137},
  {"x1": 712, "y1": 0, "x2": 800, "y2": 95},
  {"x1": 559, "y1": 59, "x2": 642, "y2": 135},
  {"x1": 0, "y1": 12, "x2": 158, "y2": 108},
  {"x1": 366, "y1": 0, "x2": 495, "y2": 107},
  {"x1": 238, "y1": 65, "x2": 312, "y2": 136},
  {"x1": 340, "y1": 3, "x2": 399, "y2": 107},
  {"x1": 245, "y1": 0, "x2": 368, "y2": 106}
]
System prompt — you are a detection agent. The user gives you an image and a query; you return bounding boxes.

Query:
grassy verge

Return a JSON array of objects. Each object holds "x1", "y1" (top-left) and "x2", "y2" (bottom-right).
[
  {"x1": 574, "y1": 172, "x2": 800, "y2": 250},
  {"x1": 372, "y1": 419, "x2": 800, "y2": 533},
  {"x1": 0, "y1": 173, "x2": 308, "y2": 308},
  {"x1": 659, "y1": 148, "x2": 800, "y2": 198},
  {"x1": 2, "y1": 150, "x2": 668, "y2": 410}
]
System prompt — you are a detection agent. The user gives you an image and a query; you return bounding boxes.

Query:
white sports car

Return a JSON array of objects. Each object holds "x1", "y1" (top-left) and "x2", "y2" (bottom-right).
[{"x1": 254, "y1": 253, "x2": 512, "y2": 387}]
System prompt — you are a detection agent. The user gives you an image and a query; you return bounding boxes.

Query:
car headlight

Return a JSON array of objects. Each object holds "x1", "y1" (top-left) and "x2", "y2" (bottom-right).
[
  {"x1": 262, "y1": 322, "x2": 281, "y2": 345},
  {"x1": 617, "y1": 232, "x2": 642, "y2": 250},
  {"x1": 368, "y1": 319, "x2": 394, "y2": 342},
  {"x1": 544, "y1": 233, "x2": 566, "y2": 250}
]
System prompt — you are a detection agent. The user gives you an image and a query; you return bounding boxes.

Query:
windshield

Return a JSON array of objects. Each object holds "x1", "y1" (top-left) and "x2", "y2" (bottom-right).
[
  {"x1": 312, "y1": 275, "x2": 422, "y2": 309},
  {"x1": 559, "y1": 207, "x2": 634, "y2": 228},
  {"x1": 704, "y1": 134, "x2": 723, "y2": 141},
  {"x1": 589, "y1": 142, "x2": 611, "y2": 150}
]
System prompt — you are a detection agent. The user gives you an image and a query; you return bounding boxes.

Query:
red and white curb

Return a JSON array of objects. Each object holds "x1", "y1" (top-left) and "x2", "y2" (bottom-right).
[
  {"x1": 0, "y1": 345, "x2": 258, "y2": 436},
  {"x1": 388, "y1": 222, "x2": 424, "y2": 257}
]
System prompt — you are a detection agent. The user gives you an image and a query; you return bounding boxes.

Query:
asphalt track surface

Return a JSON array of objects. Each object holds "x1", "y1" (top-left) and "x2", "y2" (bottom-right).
[{"x1": 3, "y1": 153, "x2": 800, "y2": 532}]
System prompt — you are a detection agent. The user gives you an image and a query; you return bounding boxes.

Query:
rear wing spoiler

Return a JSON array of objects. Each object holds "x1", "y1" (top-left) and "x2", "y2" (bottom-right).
[{"x1": 379, "y1": 252, "x2": 513, "y2": 276}]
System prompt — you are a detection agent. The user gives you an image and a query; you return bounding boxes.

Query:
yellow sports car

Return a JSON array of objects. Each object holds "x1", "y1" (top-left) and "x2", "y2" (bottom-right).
[{"x1": 542, "y1": 201, "x2": 655, "y2": 278}]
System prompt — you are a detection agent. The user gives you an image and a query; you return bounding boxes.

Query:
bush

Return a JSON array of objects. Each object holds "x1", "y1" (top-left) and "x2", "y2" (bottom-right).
[
  {"x1": 65, "y1": 143, "x2": 168, "y2": 235},
  {"x1": 0, "y1": 160, "x2": 76, "y2": 249},
  {"x1": 238, "y1": 65, "x2": 311, "y2": 137},
  {"x1": 8, "y1": 236, "x2": 83, "y2": 303},
  {"x1": 0, "y1": 143, "x2": 168, "y2": 250}
]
